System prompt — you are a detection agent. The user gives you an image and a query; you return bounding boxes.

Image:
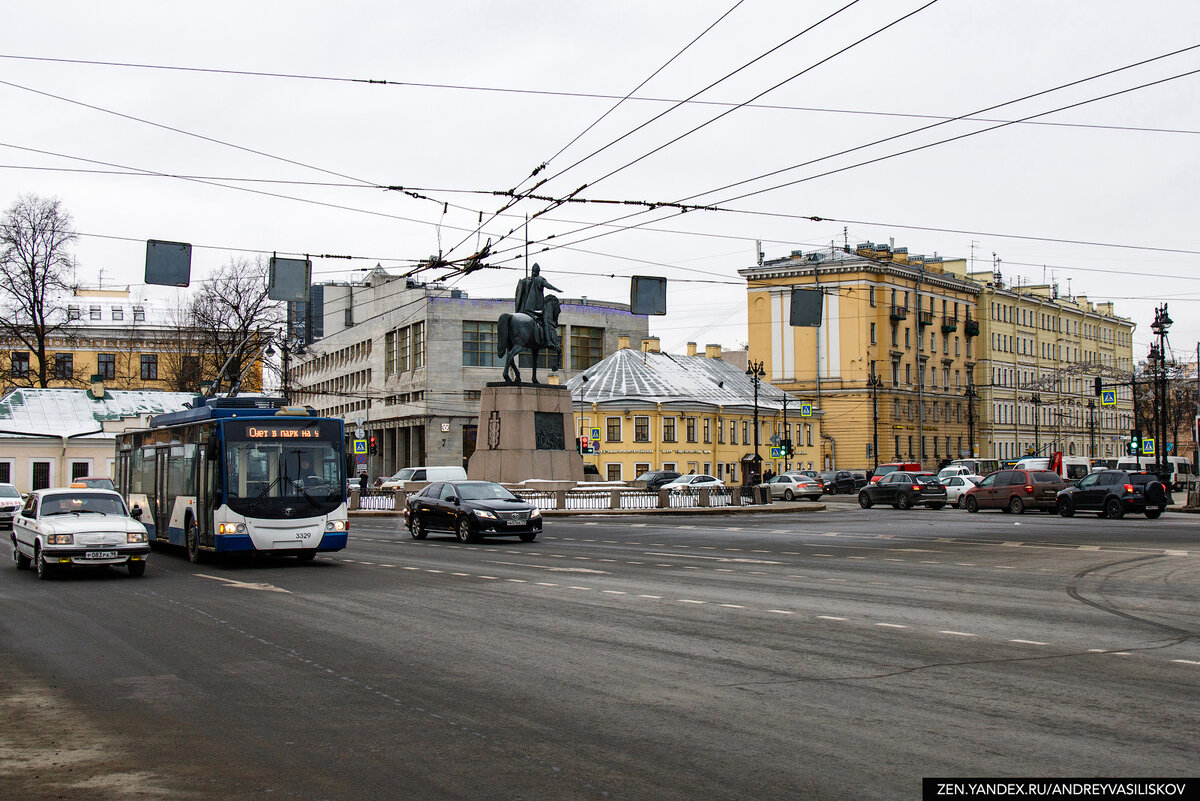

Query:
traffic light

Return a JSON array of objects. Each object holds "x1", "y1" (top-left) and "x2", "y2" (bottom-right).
[
  {"x1": 369, "y1": 434, "x2": 377, "y2": 454},
  {"x1": 1094, "y1": 376, "x2": 1102, "y2": 397},
  {"x1": 1128, "y1": 429, "x2": 1141, "y2": 455},
  {"x1": 781, "y1": 438, "x2": 792, "y2": 457}
]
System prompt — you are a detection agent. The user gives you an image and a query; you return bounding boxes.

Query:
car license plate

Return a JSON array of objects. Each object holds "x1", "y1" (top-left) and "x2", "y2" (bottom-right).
[
  {"x1": 84, "y1": 550, "x2": 118, "y2": 560},
  {"x1": 506, "y1": 518, "x2": 527, "y2": 526}
]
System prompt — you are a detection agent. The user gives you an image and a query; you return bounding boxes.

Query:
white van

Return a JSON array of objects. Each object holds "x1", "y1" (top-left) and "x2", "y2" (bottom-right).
[
  {"x1": 380, "y1": 465, "x2": 467, "y2": 491},
  {"x1": 1013, "y1": 455, "x2": 1091, "y2": 483},
  {"x1": 1115, "y1": 455, "x2": 1193, "y2": 491}
]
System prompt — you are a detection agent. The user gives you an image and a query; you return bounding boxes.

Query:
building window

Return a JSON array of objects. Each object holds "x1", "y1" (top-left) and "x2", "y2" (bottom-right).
[
  {"x1": 133, "y1": 306, "x2": 145, "y2": 322},
  {"x1": 89, "y1": 305, "x2": 101, "y2": 320},
  {"x1": 635, "y1": 462, "x2": 651, "y2": 476},
  {"x1": 634, "y1": 416, "x2": 650, "y2": 442},
  {"x1": 53, "y1": 353, "x2": 73, "y2": 379},
  {"x1": 0, "y1": 462, "x2": 9, "y2": 483},
  {"x1": 97, "y1": 353, "x2": 116, "y2": 380},
  {"x1": 412, "y1": 321, "x2": 425, "y2": 369},
  {"x1": 398, "y1": 326, "x2": 412, "y2": 372},
  {"x1": 570, "y1": 326, "x2": 604, "y2": 371},
  {"x1": 718, "y1": 418, "x2": 725, "y2": 444},
  {"x1": 606, "y1": 417, "x2": 621, "y2": 442},
  {"x1": 703, "y1": 418, "x2": 711, "y2": 443},
  {"x1": 870, "y1": 323, "x2": 876, "y2": 344},
  {"x1": 606, "y1": 464, "x2": 622, "y2": 482},
  {"x1": 32, "y1": 462, "x2": 51, "y2": 491},
  {"x1": 385, "y1": 330, "x2": 397, "y2": 375},
  {"x1": 869, "y1": 287, "x2": 876, "y2": 307},
  {"x1": 112, "y1": 307, "x2": 124, "y2": 321},
  {"x1": 663, "y1": 418, "x2": 677, "y2": 443},
  {"x1": 11, "y1": 352, "x2": 29, "y2": 378},
  {"x1": 140, "y1": 354, "x2": 158, "y2": 380},
  {"x1": 67, "y1": 306, "x2": 81, "y2": 321},
  {"x1": 462, "y1": 321, "x2": 499, "y2": 367},
  {"x1": 742, "y1": 420, "x2": 749, "y2": 444},
  {"x1": 729, "y1": 420, "x2": 737, "y2": 445},
  {"x1": 685, "y1": 417, "x2": 696, "y2": 443}
]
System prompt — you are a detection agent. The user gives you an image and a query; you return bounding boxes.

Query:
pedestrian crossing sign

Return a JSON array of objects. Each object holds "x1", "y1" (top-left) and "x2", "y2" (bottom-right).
[
  {"x1": 1101, "y1": 389, "x2": 1116, "y2": 406},
  {"x1": 353, "y1": 439, "x2": 368, "y2": 454},
  {"x1": 800, "y1": 404, "x2": 813, "y2": 417},
  {"x1": 1142, "y1": 437, "x2": 1156, "y2": 456}
]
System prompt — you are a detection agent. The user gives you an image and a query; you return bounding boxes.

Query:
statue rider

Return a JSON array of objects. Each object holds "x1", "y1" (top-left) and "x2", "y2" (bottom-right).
[{"x1": 514, "y1": 263, "x2": 562, "y2": 349}]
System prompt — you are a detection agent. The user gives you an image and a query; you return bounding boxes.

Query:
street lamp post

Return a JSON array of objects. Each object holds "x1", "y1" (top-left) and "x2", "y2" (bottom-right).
[
  {"x1": 746, "y1": 360, "x2": 765, "y2": 484},
  {"x1": 1150, "y1": 304, "x2": 1172, "y2": 480},
  {"x1": 1087, "y1": 398, "x2": 1096, "y2": 459},
  {"x1": 1030, "y1": 392, "x2": 1042, "y2": 456},
  {"x1": 965, "y1": 383, "x2": 978, "y2": 459},
  {"x1": 867, "y1": 372, "x2": 884, "y2": 470}
]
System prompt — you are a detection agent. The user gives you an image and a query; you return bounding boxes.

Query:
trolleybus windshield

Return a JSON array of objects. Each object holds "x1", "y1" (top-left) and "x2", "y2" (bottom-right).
[{"x1": 223, "y1": 419, "x2": 344, "y2": 518}]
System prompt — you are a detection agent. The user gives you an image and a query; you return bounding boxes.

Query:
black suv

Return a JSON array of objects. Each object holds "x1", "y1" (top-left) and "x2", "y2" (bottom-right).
[
  {"x1": 820, "y1": 470, "x2": 867, "y2": 494},
  {"x1": 1056, "y1": 471, "x2": 1169, "y2": 519},
  {"x1": 857, "y1": 471, "x2": 947, "y2": 510},
  {"x1": 633, "y1": 470, "x2": 682, "y2": 490}
]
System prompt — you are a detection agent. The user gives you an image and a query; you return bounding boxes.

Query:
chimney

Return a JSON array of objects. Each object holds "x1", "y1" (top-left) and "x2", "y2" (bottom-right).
[
  {"x1": 87, "y1": 373, "x2": 105, "y2": 400},
  {"x1": 617, "y1": 335, "x2": 631, "y2": 350},
  {"x1": 640, "y1": 337, "x2": 660, "y2": 353},
  {"x1": 705, "y1": 344, "x2": 722, "y2": 359},
  {"x1": 686, "y1": 342, "x2": 697, "y2": 356}
]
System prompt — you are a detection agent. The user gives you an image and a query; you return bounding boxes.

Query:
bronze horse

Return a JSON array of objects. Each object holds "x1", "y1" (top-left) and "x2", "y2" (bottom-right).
[{"x1": 497, "y1": 295, "x2": 561, "y2": 384}]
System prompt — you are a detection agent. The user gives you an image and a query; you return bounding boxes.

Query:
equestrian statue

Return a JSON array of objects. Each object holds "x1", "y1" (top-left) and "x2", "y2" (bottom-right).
[{"x1": 498, "y1": 263, "x2": 563, "y2": 384}]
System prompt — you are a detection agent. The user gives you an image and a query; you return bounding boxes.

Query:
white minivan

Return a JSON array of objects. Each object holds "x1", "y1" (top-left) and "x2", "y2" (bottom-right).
[
  {"x1": 1013, "y1": 455, "x2": 1091, "y2": 483},
  {"x1": 380, "y1": 466, "x2": 468, "y2": 491},
  {"x1": 1115, "y1": 455, "x2": 1193, "y2": 491}
]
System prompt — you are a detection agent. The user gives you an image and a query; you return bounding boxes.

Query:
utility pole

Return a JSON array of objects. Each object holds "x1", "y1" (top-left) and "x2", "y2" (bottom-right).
[
  {"x1": 965, "y1": 383, "x2": 978, "y2": 459},
  {"x1": 746, "y1": 360, "x2": 765, "y2": 484},
  {"x1": 867, "y1": 372, "x2": 883, "y2": 470}
]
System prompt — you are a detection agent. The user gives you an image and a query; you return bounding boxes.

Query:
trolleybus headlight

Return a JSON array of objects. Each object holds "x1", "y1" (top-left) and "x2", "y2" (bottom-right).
[
  {"x1": 127, "y1": 531, "x2": 147, "y2": 543},
  {"x1": 325, "y1": 520, "x2": 347, "y2": 532},
  {"x1": 218, "y1": 523, "x2": 248, "y2": 535},
  {"x1": 47, "y1": 534, "x2": 73, "y2": 545}
]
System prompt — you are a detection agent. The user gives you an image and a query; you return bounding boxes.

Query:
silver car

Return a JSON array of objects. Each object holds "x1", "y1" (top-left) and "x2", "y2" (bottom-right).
[{"x1": 764, "y1": 474, "x2": 823, "y2": 501}]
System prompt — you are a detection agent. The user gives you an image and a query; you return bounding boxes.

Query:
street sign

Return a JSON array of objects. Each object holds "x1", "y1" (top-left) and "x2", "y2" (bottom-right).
[
  {"x1": 770, "y1": 446, "x2": 783, "y2": 458},
  {"x1": 591, "y1": 428, "x2": 601, "y2": 440},
  {"x1": 354, "y1": 427, "x2": 365, "y2": 439},
  {"x1": 1142, "y1": 437, "x2": 1156, "y2": 456},
  {"x1": 353, "y1": 439, "x2": 368, "y2": 455},
  {"x1": 356, "y1": 456, "x2": 367, "y2": 469},
  {"x1": 1166, "y1": 443, "x2": 1174, "y2": 453},
  {"x1": 1101, "y1": 389, "x2": 1116, "y2": 406},
  {"x1": 800, "y1": 403, "x2": 813, "y2": 417},
  {"x1": 769, "y1": 434, "x2": 780, "y2": 445}
]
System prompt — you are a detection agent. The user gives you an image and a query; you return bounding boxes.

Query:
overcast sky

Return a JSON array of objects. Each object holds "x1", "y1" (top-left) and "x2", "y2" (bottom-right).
[{"x1": 4, "y1": 1, "x2": 1199, "y2": 364}]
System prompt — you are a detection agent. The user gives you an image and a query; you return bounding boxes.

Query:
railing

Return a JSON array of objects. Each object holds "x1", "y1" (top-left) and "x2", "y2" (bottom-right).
[
  {"x1": 348, "y1": 486, "x2": 772, "y2": 512},
  {"x1": 941, "y1": 315, "x2": 958, "y2": 332},
  {"x1": 917, "y1": 310, "x2": 934, "y2": 326},
  {"x1": 890, "y1": 305, "x2": 908, "y2": 321}
]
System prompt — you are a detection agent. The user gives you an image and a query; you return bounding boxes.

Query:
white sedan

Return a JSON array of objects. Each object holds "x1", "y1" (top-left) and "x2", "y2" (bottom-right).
[
  {"x1": 12, "y1": 488, "x2": 150, "y2": 579},
  {"x1": 942, "y1": 474, "x2": 982, "y2": 508},
  {"x1": 661, "y1": 474, "x2": 726, "y2": 492}
]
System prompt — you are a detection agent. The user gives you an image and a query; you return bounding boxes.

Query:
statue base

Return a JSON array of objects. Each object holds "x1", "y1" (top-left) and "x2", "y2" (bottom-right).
[{"x1": 467, "y1": 384, "x2": 585, "y2": 484}]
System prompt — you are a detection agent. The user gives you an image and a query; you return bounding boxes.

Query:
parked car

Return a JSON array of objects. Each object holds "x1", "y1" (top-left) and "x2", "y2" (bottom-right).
[
  {"x1": 763, "y1": 474, "x2": 823, "y2": 501},
  {"x1": 0, "y1": 483, "x2": 22, "y2": 529},
  {"x1": 11, "y1": 488, "x2": 150, "y2": 579},
  {"x1": 632, "y1": 470, "x2": 682, "y2": 490},
  {"x1": 963, "y1": 469, "x2": 1067, "y2": 514},
  {"x1": 70, "y1": 476, "x2": 117, "y2": 491},
  {"x1": 404, "y1": 480, "x2": 542, "y2": 543},
  {"x1": 381, "y1": 466, "x2": 467, "y2": 491},
  {"x1": 857, "y1": 471, "x2": 947, "y2": 509},
  {"x1": 661, "y1": 474, "x2": 725, "y2": 493},
  {"x1": 868, "y1": 462, "x2": 922, "y2": 484},
  {"x1": 941, "y1": 474, "x2": 982, "y2": 508},
  {"x1": 1056, "y1": 471, "x2": 1169, "y2": 520}
]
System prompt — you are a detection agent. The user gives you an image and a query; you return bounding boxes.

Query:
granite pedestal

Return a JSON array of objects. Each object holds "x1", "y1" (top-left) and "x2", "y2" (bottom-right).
[{"x1": 467, "y1": 384, "x2": 585, "y2": 484}]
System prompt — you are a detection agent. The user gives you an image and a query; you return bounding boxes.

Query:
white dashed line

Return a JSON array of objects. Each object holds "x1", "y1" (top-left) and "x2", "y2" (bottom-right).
[
  {"x1": 601, "y1": 590, "x2": 627, "y2": 595},
  {"x1": 1172, "y1": 659, "x2": 1200, "y2": 666},
  {"x1": 938, "y1": 631, "x2": 976, "y2": 637},
  {"x1": 766, "y1": 609, "x2": 793, "y2": 615},
  {"x1": 1009, "y1": 639, "x2": 1048, "y2": 646},
  {"x1": 478, "y1": 576, "x2": 499, "y2": 580},
  {"x1": 719, "y1": 604, "x2": 745, "y2": 609},
  {"x1": 678, "y1": 599, "x2": 706, "y2": 605},
  {"x1": 876, "y1": 623, "x2": 908, "y2": 629},
  {"x1": 535, "y1": 582, "x2": 558, "y2": 587},
  {"x1": 506, "y1": 579, "x2": 527, "y2": 583},
  {"x1": 567, "y1": 586, "x2": 591, "y2": 591},
  {"x1": 638, "y1": 594, "x2": 663, "y2": 599},
  {"x1": 818, "y1": 615, "x2": 846, "y2": 621}
]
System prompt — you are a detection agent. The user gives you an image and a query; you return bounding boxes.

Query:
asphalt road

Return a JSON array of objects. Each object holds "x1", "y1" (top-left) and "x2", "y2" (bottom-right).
[{"x1": 1, "y1": 503, "x2": 1198, "y2": 800}]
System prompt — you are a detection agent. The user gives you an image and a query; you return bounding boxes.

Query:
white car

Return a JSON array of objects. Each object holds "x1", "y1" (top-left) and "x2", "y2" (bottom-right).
[
  {"x1": 11, "y1": 488, "x2": 150, "y2": 579},
  {"x1": 661, "y1": 474, "x2": 725, "y2": 493},
  {"x1": 941, "y1": 474, "x2": 982, "y2": 508},
  {"x1": 0, "y1": 483, "x2": 22, "y2": 529}
]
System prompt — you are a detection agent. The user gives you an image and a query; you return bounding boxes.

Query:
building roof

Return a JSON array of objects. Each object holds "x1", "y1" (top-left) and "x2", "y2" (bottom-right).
[
  {"x1": 565, "y1": 348, "x2": 804, "y2": 411},
  {"x1": 0, "y1": 388, "x2": 197, "y2": 439}
]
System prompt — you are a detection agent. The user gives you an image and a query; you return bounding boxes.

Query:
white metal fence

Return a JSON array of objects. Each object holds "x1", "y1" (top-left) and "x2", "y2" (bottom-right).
[{"x1": 351, "y1": 486, "x2": 767, "y2": 512}]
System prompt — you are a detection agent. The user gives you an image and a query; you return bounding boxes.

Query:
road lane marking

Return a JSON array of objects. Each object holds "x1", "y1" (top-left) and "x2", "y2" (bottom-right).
[
  {"x1": 194, "y1": 574, "x2": 292, "y2": 593},
  {"x1": 766, "y1": 609, "x2": 793, "y2": 615},
  {"x1": 876, "y1": 623, "x2": 908, "y2": 629},
  {"x1": 638, "y1": 594, "x2": 662, "y2": 599},
  {"x1": 1172, "y1": 659, "x2": 1200, "y2": 665},
  {"x1": 678, "y1": 599, "x2": 706, "y2": 605},
  {"x1": 602, "y1": 590, "x2": 626, "y2": 595},
  {"x1": 939, "y1": 631, "x2": 976, "y2": 637},
  {"x1": 720, "y1": 604, "x2": 745, "y2": 609},
  {"x1": 818, "y1": 615, "x2": 846, "y2": 621},
  {"x1": 1009, "y1": 639, "x2": 1048, "y2": 646}
]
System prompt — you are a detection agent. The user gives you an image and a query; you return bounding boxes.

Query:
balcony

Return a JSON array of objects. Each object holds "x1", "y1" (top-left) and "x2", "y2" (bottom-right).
[
  {"x1": 917, "y1": 310, "x2": 934, "y2": 327},
  {"x1": 890, "y1": 305, "x2": 908, "y2": 322},
  {"x1": 964, "y1": 318, "x2": 980, "y2": 337},
  {"x1": 941, "y1": 316, "x2": 958, "y2": 333}
]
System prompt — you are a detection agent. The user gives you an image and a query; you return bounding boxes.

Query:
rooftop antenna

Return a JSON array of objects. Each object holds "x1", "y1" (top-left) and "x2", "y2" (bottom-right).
[
  {"x1": 843, "y1": 226, "x2": 849, "y2": 253},
  {"x1": 524, "y1": 214, "x2": 529, "y2": 278},
  {"x1": 755, "y1": 240, "x2": 764, "y2": 266}
]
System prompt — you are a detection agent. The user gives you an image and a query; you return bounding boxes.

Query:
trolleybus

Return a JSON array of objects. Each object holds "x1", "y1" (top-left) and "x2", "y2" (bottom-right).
[{"x1": 115, "y1": 395, "x2": 348, "y2": 562}]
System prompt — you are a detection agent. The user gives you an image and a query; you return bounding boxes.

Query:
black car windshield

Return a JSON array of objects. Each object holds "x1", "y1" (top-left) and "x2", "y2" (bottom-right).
[
  {"x1": 455, "y1": 482, "x2": 520, "y2": 502},
  {"x1": 42, "y1": 493, "x2": 128, "y2": 516}
]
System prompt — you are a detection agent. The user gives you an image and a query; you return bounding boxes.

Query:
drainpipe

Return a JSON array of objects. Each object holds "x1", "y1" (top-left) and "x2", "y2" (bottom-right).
[{"x1": 821, "y1": 431, "x2": 836, "y2": 471}]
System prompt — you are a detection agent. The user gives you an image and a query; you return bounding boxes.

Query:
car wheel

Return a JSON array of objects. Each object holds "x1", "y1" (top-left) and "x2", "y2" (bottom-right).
[
  {"x1": 456, "y1": 517, "x2": 477, "y2": 544},
  {"x1": 128, "y1": 560, "x2": 146, "y2": 577},
  {"x1": 928, "y1": 503, "x2": 944, "y2": 510},
  {"x1": 186, "y1": 517, "x2": 206, "y2": 564},
  {"x1": 965, "y1": 496, "x2": 979, "y2": 513},
  {"x1": 411, "y1": 515, "x2": 428, "y2": 540},
  {"x1": 783, "y1": 489, "x2": 794, "y2": 501},
  {"x1": 857, "y1": 492, "x2": 872, "y2": 509},
  {"x1": 956, "y1": 495, "x2": 967, "y2": 509},
  {"x1": 897, "y1": 493, "x2": 912, "y2": 510},
  {"x1": 1105, "y1": 498, "x2": 1125, "y2": 520},
  {"x1": 12, "y1": 540, "x2": 30, "y2": 570},
  {"x1": 1057, "y1": 498, "x2": 1075, "y2": 518},
  {"x1": 519, "y1": 532, "x2": 537, "y2": 543},
  {"x1": 1145, "y1": 507, "x2": 1163, "y2": 520},
  {"x1": 34, "y1": 544, "x2": 54, "y2": 580},
  {"x1": 1008, "y1": 496, "x2": 1025, "y2": 514}
]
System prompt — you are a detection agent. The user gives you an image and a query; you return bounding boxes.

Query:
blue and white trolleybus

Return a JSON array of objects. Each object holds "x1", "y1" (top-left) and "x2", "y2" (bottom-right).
[{"x1": 115, "y1": 395, "x2": 348, "y2": 562}]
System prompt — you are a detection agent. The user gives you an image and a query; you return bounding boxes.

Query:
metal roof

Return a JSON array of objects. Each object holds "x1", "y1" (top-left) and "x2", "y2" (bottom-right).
[
  {"x1": 0, "y1": 388, "x2": 197, "y2": 439},
  {"x1": 565, "y1": 349, "x2": 804, "y2": 411}
]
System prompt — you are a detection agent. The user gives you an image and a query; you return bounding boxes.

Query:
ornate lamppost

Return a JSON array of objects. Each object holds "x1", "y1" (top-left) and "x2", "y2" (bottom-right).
[
  {"x1": 867, "y1": 372, "x2": 884, "y2": 470},
  {"x1": 1151, "y1": 304, "x2": 1172, "y2": 479},
  {"x1": 746, "y1": 360, "x2": 765, "y2": 484},
  {"x1": 965, "y1": 383, "x2": 978, "y2": 458}
]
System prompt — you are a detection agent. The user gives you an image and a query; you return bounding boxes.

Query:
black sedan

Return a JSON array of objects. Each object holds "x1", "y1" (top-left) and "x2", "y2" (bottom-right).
[
  {"x1": 857, "y1": 471, "x2": 947, "y2": 510},
  {"x1": 1056, "y1": 470, "x2": 1169, "y2": 519},
  {"x1": 404, "y1": 481, "x2": 542, "y2": 543}
]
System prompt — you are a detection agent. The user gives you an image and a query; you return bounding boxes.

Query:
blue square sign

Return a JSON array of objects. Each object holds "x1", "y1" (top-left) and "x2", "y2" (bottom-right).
[
  {"x1": 1101, "y1": 389, "x2": 1116, "y2": 406},
  {"x1": 800, "y1": 404, "x2": 813, "y2": 417}
]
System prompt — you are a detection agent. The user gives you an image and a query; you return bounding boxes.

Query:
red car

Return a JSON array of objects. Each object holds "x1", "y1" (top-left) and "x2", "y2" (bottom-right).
[
  {"x1": 869, "y1": 462, "x2": 922, "y2": 484},
  {"x1": 963, "y1": 469, "x2": 1066, "y2": 514}
]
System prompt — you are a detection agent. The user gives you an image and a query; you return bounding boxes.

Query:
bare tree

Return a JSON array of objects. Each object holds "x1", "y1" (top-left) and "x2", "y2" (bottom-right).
[
  {"x1": 0, "y1": 194, "x2": 77, "y2": 387},
  {"x1": 187, "y1": 257, "x2": 282, "y2": 394}
]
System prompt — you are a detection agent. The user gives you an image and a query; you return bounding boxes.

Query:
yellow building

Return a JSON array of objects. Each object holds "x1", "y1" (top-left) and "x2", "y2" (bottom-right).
[
  {"x1": 1, "y1": 287, "x2": 263, "y2": 395},
  {"x1": 740, "y1": 243, "x2": 982, "y2": 470},
  {"x1": 942, "y1": 264, "x2": 1135, "y2": 461},
  {"x1": 565, "y1": 338, "x2": 819, "y2": 483}
]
